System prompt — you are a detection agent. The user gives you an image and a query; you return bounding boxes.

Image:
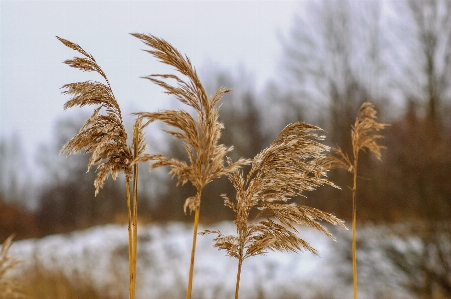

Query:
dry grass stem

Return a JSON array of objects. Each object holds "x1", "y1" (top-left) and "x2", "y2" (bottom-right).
[
  {"x1": 129, "y1": 119, "x2": 147, "y2": 299},
  {"x1": 202, "y1": 122, "x2": 346, "y2": 299},
  {"x1": 325, "y1": 102, "x2": 388, "y2": 299},
  {"x1": 57, "y1": 37, "x2": 149, "y2": 299},
  {"x1": 0, "y1": 236, "x2": 26, "y2": 299},
  {"x1": 130, "y1": 33, "x2": 249, "y2": 299}
]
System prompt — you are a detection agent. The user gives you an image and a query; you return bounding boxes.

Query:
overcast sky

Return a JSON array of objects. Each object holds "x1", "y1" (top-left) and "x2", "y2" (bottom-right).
[{"x1": 0, "y1": 0, "x2": 299, "y2": 168}]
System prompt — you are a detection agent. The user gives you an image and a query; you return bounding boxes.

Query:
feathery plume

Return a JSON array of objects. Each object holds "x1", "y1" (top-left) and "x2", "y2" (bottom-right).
[
  {"x1": 57, "y1": 36, "x2": 147, "y2": 299},
  {"x1": 130, "y1": 33, "x2": 249, "y2": 299},
  {"x1": 326, "y1": 102, "x2": 388, "y2": 173},
  {"x1": 57, "y1": 36, "x2": 133, "y2": 195},
  {"x1": 202, "y1": 122, "x2": 346, "y2": 299}
]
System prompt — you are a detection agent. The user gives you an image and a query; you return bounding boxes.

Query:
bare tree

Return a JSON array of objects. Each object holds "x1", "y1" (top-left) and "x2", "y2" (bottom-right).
[
  {"x1": 393, "y1": 0, "x2": 451, "y2": 126},
  {"x1": 280, "y1": 0, "x2": 389, "y2": 223},
  {"x1": 0, "y1": 135, "x2": 31, "y2": 206},
  {"x1": 383, "y1": 222, "x2": 451, "y2": 298},
  {"x1": 282, "y1": 0, "x2": 387, "y2": 151},
  {"x1": 374, "y1": 3, "x2": 451, "y2": 295}
]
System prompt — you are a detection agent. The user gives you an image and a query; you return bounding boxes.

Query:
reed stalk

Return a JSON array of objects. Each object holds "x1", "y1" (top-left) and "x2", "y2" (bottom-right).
[
  {"x1": 186, "y1": 202, "x2": 200, "y2": 299},
  {"x1": 326, "y1": 102, "x2": 388, "y2": 299},
  {"x1": 131, "y1": 33, "x2": 249, "y2": 299},
  {"x1": 57, "y1": 36, "x2": 149, "y2": 299},
  {"x1": 131, "y1": 125, "x2": 139, "y2": 299},
  {"x1": 126, "y1": 179, "x2": 134, "y2": 299},
  {"x1": 352, "y1": 158, "x2": 358, "y2": 299},
  {"x1": 234, "y1": 248, "x2": 244, "y2": 299},
  {"x1": 202, "y1": 122, "x2": 347, "y2": 299}
]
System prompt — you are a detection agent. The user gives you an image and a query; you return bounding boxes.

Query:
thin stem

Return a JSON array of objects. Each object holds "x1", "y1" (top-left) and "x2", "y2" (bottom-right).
[
  {"x1": 126, "y1": 179, "x2": 134, "y2": 299},
  {"x1": 234, "y1": 252, "x2": 244, "y2": 299},
  {"x1": 186, "y1": 193, "x2": 201, "y2": 299},
  {"x1": 352, "y1": 156, "x2": 358, "y2": 299},
  {"x1": 131, "y1": 126, "x2": 139, "y2": 299}
]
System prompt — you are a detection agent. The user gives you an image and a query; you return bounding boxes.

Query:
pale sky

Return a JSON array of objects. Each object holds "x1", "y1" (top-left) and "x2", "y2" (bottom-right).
[{"x1": 0, "y1": 0, "x2": 299, "y2": 168}]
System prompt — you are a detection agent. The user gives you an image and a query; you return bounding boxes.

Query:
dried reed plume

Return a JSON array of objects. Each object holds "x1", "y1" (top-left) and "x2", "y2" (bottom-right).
[
  {"x1": 57, "y1": 36, "x2": 146, "y2": 299},
  {"x1": 130, "y1": 33, "x2": 249, "y2": 299},
  {"x1": 325, "y1": 102, "x2": 388, "y2": 299},
  {"x1": 57, "y1": 36, "x2": 133, "y2": 191},
  {"x1": 0, "y1": 236, "x2": 26, "y2": 299},
  {"x1": 202, "y1": 122, "x2": 346, "y2": 299}
]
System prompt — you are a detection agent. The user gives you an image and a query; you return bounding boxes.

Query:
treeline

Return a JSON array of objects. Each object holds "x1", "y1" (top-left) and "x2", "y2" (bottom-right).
[{"x1": 1, "y1": 0, "x2": 450, "y2": 239}]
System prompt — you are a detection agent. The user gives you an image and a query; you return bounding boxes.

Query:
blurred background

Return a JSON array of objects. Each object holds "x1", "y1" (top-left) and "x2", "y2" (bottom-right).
[{"x1": 1, "y1": 0, "x2": 450, "y2": 298}]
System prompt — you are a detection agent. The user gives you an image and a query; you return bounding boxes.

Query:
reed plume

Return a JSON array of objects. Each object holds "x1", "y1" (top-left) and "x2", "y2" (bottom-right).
[
  {"x1": 57, "y1": 36, "x2": 146, "y2": 299},
  {"x1": 130, "y1": 33, "x2": 249, "y2": 299},
  {"x1": 325, "y1": 102, "x2": 388, "y2": 299},
  {"x1": 202, "y1": 122, "x2": 346, "y2": 299},
  {"x1": 57, "y1": 36, "x2": 133, "y2": 192}
]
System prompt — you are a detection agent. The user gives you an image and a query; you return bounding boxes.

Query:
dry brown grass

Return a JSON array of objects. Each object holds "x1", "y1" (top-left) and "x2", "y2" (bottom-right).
[
  {"x1": 17, "y1": 249, "x2": 124, "y2": 299},
  {"x1": 130, "y1": 33, "x2": 249, "y2": 299},
  {"x1": 325, "y1": 102, "x2": 388, "y2": 299},
  {"x1": 0, "y1": 236, "x2": 25, "y2": 299},
  {"x1": 56, "y1": 36, "x2": 134, "y2": 193},
  {"x1": 55, "y1": 33, "x2": 389, "y2": 299},
  {"x1": 57, "y1": 36, "x2": 148, "y2": 299},
  {"x1": 21, "y1": 265, "x2": 115, "y2": 299},
  {"x1": 202, "y1": 122, "x2": 347, "y2": 299}
]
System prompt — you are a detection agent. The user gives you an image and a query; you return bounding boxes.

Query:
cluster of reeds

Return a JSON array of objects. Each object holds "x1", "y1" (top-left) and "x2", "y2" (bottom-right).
[
  {"x1": 57, "y1": 34, "x2": 386, "y2": 299},
  {"x1": 129, "y1": 34, "x2": 250, "y2": 299}
]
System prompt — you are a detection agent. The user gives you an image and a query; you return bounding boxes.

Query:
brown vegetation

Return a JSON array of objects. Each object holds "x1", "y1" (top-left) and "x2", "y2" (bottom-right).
[
  {"x1": 203, "y1": 122, "x2": 346, "y2": 299},
  {"x1": 326, "y1": 102, "x2": 388, "y2": 299},
  {"x1": 57, "y1": 36, "x2": 148, "y2": 299},
  {"x1": 130, "y1": 33, "x2": 249, "y2": 299},
  {"x1": 0, "y1": 0, "x2": 449, "y2": 298},
  {"x1": 0, "y1": 236, "x2": 25, "y2": 299}
]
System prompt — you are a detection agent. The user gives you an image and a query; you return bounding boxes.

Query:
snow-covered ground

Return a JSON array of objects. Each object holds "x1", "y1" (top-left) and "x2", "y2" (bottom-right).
[{"x1": 9, "y1": 222, "x2": 413, "y2": 299}]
